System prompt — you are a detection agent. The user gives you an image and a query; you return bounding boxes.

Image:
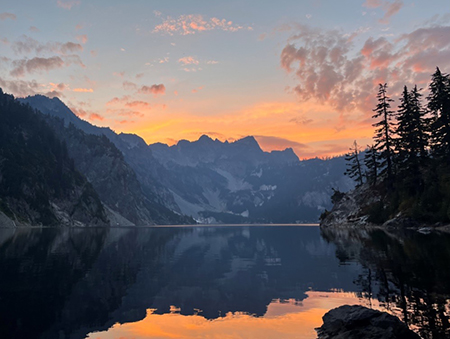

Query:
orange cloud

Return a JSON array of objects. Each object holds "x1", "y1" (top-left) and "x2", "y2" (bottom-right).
[
  {"x1": 88, "y1": 113, "x2": 103, "y2": 121},
  {"x1": 73, "y1": 88, "x2": 93, "y2": 92},
  {"x1": 138, "y1": 84, "x2": 166, "y2": 96},
  {"x1": 179, "y1": 56, "x2": 199, "y2": 65}
]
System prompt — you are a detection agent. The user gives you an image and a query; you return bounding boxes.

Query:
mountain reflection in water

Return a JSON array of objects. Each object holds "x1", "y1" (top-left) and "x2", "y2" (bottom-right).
[{"x1": 0, "y1": 225, "x2": 448, "y2": 339}]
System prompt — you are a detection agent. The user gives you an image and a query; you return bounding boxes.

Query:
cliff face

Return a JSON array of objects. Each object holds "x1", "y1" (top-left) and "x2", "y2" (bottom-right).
[
  {"x1": 44, "y1": 119, "x2": 192, "y2": 225},
  {"x1": 0, "y1": 90, "x2": 108, "y2": 226}
]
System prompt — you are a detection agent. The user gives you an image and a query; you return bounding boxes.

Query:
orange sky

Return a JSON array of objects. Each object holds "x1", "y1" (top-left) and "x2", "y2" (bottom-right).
[{"x1": 1, "y1": 1, "x2": 449, "y2": 158}]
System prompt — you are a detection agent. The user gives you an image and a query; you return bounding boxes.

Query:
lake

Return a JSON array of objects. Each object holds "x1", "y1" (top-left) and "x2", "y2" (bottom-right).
[{"x1": 0, "y1": 225, "x2": 449, "y2": 339}]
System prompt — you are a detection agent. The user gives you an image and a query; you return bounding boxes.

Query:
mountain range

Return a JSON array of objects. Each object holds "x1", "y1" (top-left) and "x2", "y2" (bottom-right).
[{"x1": 0, "y1": 89, "x2": 353, "y2": 225}]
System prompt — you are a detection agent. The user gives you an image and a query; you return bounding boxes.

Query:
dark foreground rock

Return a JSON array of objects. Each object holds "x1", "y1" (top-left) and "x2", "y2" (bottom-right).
[{"x1": 316, "y1": 305, "x2": 420, "y2": 339}]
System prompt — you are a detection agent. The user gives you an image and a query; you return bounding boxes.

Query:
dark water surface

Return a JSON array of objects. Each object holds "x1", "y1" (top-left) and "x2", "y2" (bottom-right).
[{"x1": 0, "y1": 225, "x2": 449, "y2": 338}]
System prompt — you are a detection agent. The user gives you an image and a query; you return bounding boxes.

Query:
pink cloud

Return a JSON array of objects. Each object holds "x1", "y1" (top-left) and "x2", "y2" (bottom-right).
[
  {"x1": 125, "y1": 100, "x2": 151, "y2": 108},
  {"x1": 76, "y1": 34, "x2": 88, "y2": 44},
  {"x1": 153, "y1": 14, "x2": 252, "y2": 35},
  {"x1": 280, "y1": 24, "x2": 450, "y2": 114},
  {"x1": 178, "y1": 56, "x2": 199, "y2": 65},
  {"x1": 0, "y1": 12, "x2": 16, "y2": 20},
  {"x1": 57, "y1": 0, "x2": 80, "y2": 10},
  {"x1": 363, "y1": 0, "x2": 403, "y2": 24},
  {"x1": 138, "y1": 84, "x2": 166, "y2": 96}
]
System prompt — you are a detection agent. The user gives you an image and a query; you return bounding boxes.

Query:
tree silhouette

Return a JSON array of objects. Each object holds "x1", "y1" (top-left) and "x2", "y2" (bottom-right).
[
  {"x1": 364, "y1": 144, "x2": 379, "y2": 186},
  {"x1": 372, "y1": 83, "x2": 396, "y2": 186},
  {"x1": 345, "y1": 140, "x2": 364, "y2": 187},
  {"x1": 427, "y1": 67, "x2": 450, "y2": 163}
]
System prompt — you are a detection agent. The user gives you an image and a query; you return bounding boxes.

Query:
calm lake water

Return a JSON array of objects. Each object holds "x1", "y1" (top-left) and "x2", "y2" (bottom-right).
[{"x1": 0, "y1": 225, "x2": 449, "y2": 339}]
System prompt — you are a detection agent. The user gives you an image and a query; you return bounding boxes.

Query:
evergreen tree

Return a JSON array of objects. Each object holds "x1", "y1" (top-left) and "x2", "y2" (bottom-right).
[
  {"x1": 372, "y1": 83, "x2": 396, "y2": 185},
  {"x1": 345, "y1": 140, "x2": 364, "y2": 186},
  {"x1": 427, "y1": 67, "x2": 450, "y2": 163},
  {"x1": 364, "y1": 144, "x2": 379, "y2": 186},
  {"x1": 395, "y1": 85, "x2": 428, "y2": 173}
]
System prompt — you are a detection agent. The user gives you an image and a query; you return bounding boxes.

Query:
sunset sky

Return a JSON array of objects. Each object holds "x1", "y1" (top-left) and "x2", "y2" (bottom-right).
[{"x1": 1, "y1": 0, "x2": 450, "y2": 158}]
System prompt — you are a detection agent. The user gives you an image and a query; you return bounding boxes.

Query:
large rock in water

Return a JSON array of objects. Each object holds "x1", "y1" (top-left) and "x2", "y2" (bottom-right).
[{"x1": 316, "y1": 305, "x2": 419, "y2": 339}]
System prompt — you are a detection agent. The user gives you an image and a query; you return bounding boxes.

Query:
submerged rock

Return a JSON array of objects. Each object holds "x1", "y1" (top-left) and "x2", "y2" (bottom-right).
[{"x1": 316, "y1": 305, "x2": 419, "y2": 339}]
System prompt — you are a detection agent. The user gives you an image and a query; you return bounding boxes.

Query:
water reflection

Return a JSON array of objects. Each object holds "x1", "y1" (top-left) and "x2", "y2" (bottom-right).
[
  {"x1": 321, "y1": 227, "x2": 450, "y2": 339},
  {"x1": 0, "y1": 225, "x2": 449, "y2": 338},
  {"x1": 87, "y1": 292, "x2": 380, "y2": 339}
]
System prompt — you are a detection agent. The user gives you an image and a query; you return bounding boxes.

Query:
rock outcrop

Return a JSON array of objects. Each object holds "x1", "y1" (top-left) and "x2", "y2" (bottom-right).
[{"x1": 316, "y1": 305, "x2": 420, "y2": 339}]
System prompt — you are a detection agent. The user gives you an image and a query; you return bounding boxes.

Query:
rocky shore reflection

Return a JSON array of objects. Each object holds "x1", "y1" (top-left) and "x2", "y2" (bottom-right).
[{"x1": 321, "y1": 226, "x2": 450, "y2": 339}]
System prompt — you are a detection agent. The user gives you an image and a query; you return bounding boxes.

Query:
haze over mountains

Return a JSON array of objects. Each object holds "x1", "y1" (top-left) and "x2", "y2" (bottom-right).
[{"x1": 0, "y1": 90, "x2": 353, "y2": 225}]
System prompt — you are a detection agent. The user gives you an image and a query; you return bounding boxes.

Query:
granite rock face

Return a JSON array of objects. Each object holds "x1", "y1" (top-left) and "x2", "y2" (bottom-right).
[{"x1": 316, "y1": 305, "x2": 420, "y2": 339}]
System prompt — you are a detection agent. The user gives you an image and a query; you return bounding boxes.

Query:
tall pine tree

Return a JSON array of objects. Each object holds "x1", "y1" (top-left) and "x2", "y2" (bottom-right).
[
  {"x1": 372, "y1": 83, "x2": 396, "y2": 186},
  {"x1": 364, "y1": 144, "x2": 379, "y2": 186},
  {"x1": 345, "y1": 140, "x2": 364, "y2": 187},
  {"x1": 395, "y1": 85, "x2": 428, "y2": 173},
  {"x1": 427, "y1": 67, "x2": 450, "y2": 163}
]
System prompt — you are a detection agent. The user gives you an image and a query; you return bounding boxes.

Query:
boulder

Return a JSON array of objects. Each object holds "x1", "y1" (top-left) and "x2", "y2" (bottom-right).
[{"x1": 316, "y1": 305, "x2": 419, "y2": 339}]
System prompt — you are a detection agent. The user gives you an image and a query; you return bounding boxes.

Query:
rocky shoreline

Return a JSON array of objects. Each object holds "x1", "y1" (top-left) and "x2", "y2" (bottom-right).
[
  {"x1": 320, "y1": 185, "x2": 450, "y2": 232},
  {"x1": 316, "y1": 305, "x2": 419, "y2": 339}
]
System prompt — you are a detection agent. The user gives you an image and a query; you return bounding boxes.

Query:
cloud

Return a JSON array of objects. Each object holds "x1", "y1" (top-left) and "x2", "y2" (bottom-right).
[
  {"x1": 280, "y1": 23, "x2": 450, "y2": 113},
  {"x1": 106, "y1": 95, "x2": 131, "y2": 105},
  {"x1": 73, "y1": 88, "x2": 93, "y2": 92},
  {"x1": 254, "y1": 135, "x2": 310, "y2": 156},
  {"x1": 363, "y1": 0, "x2": 403, "y2": 24},
  {"x1": 76, "y1": 34, "x2": 88, "y2": 44},
  {"x1": 125, "y1": 100, "x2": 151, "y2": 108},
  {"x1": 29, "y1": 26, "x2": 40, "y2": 33},
  {"x1": 0, "y1": 12, "x2": 16, "y2": 20},
  {"x1": 153, "y1": 14, "x2": 252, "y2": 35},
  {"x1": 0, "y1": 77, "x2": 40, "y2": 97},
  {"x1": 191, "y1": 86, "x2": 203, "y2": 93},
  {"x1": 289, "y1": 116, "x2": 313, "y2": 125},
  {"x1": 138, "y1": 84, "x2": 165, "y2": 96},
  {"x1": 178, "y1": 56, "x2": 199, "y2": 65},
  {"x1": 10, "y1": 56, "x2": 65, "y2": 77},
  {"x1": 123, "y1": 81, "x2": 137, "y2": 91},
  {"x1": 57, "y1": 0, "x2": 80, "y2": 10},
  {"x1": 88, "y1": 113, "x2": 103, "y2": 121},
  {"x1": 136, "y1": 73, "x2": 144, "y2": 79},
  {"x1": 113, "y1": 71, "x2": 125, "y2": 77},
  {"x1": 12, "y1": 35, "x2": 83, "y2": 55},
  {"x1": 10, "y1": 55, "x2": 84, "y2": 77}
]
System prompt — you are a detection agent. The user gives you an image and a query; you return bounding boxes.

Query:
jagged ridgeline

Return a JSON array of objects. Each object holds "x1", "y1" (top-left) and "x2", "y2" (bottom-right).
[
  {"x1": 325, "y1": 67, "x2": 450, "y2": 226},
  {"x1": 0, "y1": 89, "x2": 193, "y2": 226},
  {"x1": 0, "y1": 89, "x2": 107, "y2": 226}
]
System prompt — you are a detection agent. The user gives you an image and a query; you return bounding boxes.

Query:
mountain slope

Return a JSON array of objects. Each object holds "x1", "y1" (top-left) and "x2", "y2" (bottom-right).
[
  {"x1": 20, "y1": 95, "x2": 181, "y2": 213},
  {"x1": 0, "y1": 90, "x2": 108, "y2": 226},
  {"x1": 43, "y1": 118, "x2": 192, "y2": 225}
]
